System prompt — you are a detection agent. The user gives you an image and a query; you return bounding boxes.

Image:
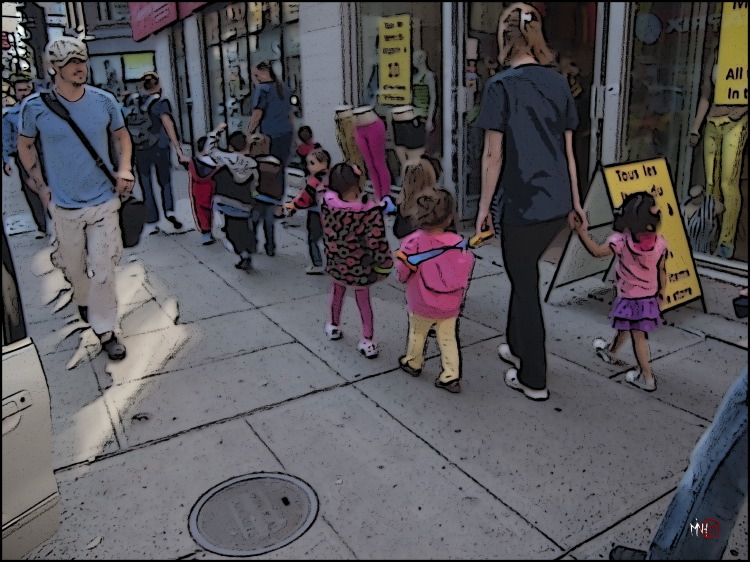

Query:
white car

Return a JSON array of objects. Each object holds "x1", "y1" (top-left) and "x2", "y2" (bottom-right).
[{"x1": 2, "y1": 230, "x2": 60, "y2": 558}]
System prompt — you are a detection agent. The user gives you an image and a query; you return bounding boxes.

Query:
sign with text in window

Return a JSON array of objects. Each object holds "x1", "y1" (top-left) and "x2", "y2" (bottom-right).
[
  {"x1": 715, "y1": 1, "x2": 748, "y2": 105},
  {"x1": 378, "y1": 14, "x2": 411, "y2": 105},
  {"x1": 603, "y1": 158, "x2": 704, "y2": 312}
]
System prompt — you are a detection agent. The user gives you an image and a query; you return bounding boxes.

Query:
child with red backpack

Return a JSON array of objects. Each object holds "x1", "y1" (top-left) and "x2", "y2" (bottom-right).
[{"x1": 184, "y1": 136, "x2": 220, "y2": 245}]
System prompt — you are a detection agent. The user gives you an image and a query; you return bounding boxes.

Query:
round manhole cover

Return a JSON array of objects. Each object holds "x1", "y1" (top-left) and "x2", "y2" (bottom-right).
[{"x1": 189, "y1": 473, "x2": 318, "y2": 557}]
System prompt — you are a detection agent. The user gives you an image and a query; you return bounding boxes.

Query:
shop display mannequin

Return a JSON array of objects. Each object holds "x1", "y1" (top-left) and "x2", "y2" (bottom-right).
[
  {"x1": 391, "y1": 105, "x2": 425, "y2": 183},
  {"x1": 681, "y1": 184, "x2": 724, "y2": 255},
  {"x1": 688, "y1": 49, "x2": 748, "y2": 259},
  {"x1": 334, "y1": 105, "x2": 367, "y2": 188},
  {"x1": 411, "y1": 51, "x2": 436, "y2": 134},
  {"x1": 352, "y1": 105, "x2": 392, "y2": 201}
]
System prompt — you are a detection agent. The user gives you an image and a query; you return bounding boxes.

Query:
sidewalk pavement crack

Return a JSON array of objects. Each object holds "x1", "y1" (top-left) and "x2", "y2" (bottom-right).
[
  {"x1": 244, "y1": 420, "x2": 286, "y2": 470},
  {"x1": 89, "y1": 360, "x2": 125, "y2": 451},
  {"x1": 321, "y1": 515, "x2": 359, "y2": 559},
  {"x1": 557, "y1": 486, "x2": 677, "y2": 559},
  {"x1": 705, "y1": 334, "x2": 748, "y2": 351},
  {"x1": 52, "y1": 380, "x2": 357, "y2": 474},
  {"x1": 353, "y1": 385, "x2": 566, "y2": 552}
]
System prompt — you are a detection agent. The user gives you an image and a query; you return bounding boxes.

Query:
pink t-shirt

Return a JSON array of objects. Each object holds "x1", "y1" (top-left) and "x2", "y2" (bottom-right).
[
  {"x1": 607, "y1": 232, "x2": 667, "y2": 299},
  {"x1": 396, "y1": 230, "x2": 475, "y2": 319}
]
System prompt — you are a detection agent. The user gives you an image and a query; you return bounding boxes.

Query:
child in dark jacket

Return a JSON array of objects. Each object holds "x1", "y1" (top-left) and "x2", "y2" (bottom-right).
[
  {"x1": 285, "y1": 146, "x2": 331, "y2": 274},
  {"x1": 206, "y1": 123, "x2": 259, "y2": 271}
]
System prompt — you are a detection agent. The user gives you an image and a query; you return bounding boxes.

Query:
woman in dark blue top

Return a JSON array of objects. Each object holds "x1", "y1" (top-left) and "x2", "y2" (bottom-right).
[
  {"x1": 247, "y1": 61, "x2": 294, "y2": 166},
  {"x1": 474, "y1": 2, "x2": 587, "y2": 401},
  {"x1": 246, "y1": 60, "x2": 295, "y2": 245}
]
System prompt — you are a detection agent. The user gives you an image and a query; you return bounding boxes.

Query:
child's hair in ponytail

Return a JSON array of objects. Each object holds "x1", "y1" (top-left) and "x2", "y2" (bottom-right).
[
  {"x1": 613, "y1": 191, "x2": 661, "y2": 242},
  {"x1": 415, "y1": 189, "x2": 455, "y2": 229},
  {"x1": 328, "y1": 162, "x2": 361, "y2": 197}
]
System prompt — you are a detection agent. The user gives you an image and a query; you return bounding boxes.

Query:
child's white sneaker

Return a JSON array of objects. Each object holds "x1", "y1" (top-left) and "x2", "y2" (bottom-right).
[
  {"x1": 325, "y1": 323, "x2": 342, "y2": 340},
  {"x1": 498, "y1": 343, "x2": 521, "y2": 370},
  {"x1": 357, "y1": 338, "x2": 378, "y2": 358},
  {"x1": 625, "y1": 369, "x2": 657, "y2": 392},
  {"x1": 593, "y1": 338, "x2": 614, "y2": 364}
]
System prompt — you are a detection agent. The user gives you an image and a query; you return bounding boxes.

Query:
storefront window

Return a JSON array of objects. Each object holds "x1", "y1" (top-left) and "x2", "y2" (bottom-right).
[
  {"x1": 625, "y1": 2, "x2": 748, "y2": 263},
  {"x1": 201, "y1": 3, "x2": 301, "y2": 133},
  {"x1": 359, "y1": 3, "x2": 443, "y2": 186},
  {"x1": 222, "y1": 3, "x2": 252, "y2": 133},
  {"x1": 173, "y1": 22, "x2": 192, "y2": 146}
]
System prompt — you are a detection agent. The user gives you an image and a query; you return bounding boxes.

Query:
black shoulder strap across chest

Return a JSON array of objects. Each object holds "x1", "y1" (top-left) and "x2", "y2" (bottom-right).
[{"x1": 40, "y1": 91, "x2": 116, "y2": 187}]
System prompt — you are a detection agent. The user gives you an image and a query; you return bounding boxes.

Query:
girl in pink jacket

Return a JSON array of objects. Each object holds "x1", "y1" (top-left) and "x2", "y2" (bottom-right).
[{"x1": 396, "y1": 190, "x2": 475, "y2": 393}]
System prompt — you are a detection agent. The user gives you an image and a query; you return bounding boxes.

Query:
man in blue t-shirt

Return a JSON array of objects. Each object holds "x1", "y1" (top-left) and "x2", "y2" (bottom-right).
[
  {"x1": 2, "y1": 76, "x2": 48, "y2": 238},
  {"x1": 134, "y1": 71, "x2": 188, "y2": 234},
  {"x1": 18, "y1": 36, "x2": 134, "y2": 360}
]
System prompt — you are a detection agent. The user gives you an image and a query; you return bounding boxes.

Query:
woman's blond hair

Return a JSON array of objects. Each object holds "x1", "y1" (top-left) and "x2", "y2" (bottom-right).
[
  {"x1": 397, "y1": 158, "x2": 439, "y2": 217},
  {"x1": 498, "y1": 3, "x2": 556, "y2": 66}
]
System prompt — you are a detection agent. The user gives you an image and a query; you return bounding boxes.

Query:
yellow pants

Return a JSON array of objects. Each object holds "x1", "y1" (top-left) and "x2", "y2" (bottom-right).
[
  {"x1": 402, "y1": 314, "x2": 460, "y2": 383},
  {"x1": 704, "y1": 114, "x2": 748, "y2": 253}
]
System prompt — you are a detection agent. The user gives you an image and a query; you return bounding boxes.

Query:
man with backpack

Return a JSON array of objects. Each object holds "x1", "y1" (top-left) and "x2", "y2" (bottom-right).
[{"x1": 128, "y1": 71, "x2": 188, "y2": 234}]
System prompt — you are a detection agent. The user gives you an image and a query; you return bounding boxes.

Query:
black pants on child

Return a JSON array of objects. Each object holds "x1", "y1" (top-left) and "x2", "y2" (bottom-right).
[
  {"x1": 501, "y1": 217, "x2": 566, "y2": 391},
  {"x1": 250, "y1": 201, "x2": 276, "y2": 255},
  {"x1": 225, "y1": 216, "x2": 256, "y2": 256},
  {"x1": 307, "y1": 211, "x2": 323, "y2": 267}
]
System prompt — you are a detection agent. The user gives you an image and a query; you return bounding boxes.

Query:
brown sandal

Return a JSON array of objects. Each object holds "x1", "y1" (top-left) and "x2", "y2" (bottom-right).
[{"x1": 434, "y1": 378, "x2": 461, "y2": 393}]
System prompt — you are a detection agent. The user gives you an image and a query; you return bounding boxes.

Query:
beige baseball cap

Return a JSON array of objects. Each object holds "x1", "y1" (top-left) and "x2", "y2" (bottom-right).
[{"x1": 46, "y1": 36, "x2": 88, "y2": 67}]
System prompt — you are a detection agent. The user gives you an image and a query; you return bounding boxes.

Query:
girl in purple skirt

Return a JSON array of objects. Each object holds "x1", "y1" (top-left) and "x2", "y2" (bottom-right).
[{"x1": 572, "y1": 192, "x2": 667, "y2": 391}]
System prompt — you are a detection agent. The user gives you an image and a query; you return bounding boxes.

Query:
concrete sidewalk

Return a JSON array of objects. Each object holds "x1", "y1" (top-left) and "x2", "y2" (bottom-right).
[{"x1": 3, "y1": 166, "x2": 747, "y2": 560}]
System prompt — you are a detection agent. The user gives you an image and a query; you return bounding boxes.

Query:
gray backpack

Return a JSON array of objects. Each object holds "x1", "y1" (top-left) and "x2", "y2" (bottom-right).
[{"x1": 124, "y1": 93, "x2": 158, "y2": 150}]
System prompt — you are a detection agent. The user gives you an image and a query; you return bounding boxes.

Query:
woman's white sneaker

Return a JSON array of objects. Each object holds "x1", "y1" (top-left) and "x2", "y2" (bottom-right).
[
  {"x1": 504, "y1": 368, "x2": 549, "y2": 400},
  {"x1": 498, "y1": 343, "x2": 521, "y2": 370}
]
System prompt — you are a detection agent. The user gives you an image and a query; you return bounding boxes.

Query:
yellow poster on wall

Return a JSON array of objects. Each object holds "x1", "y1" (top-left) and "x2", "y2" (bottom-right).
[
  {"x1": 603, "y1": 158, "x2": 704, "y2": 312},
  {"x1": 378, "y1": 15, "x2": 411, "y2": 105},
  {"x1": 715, "y1": 1, "x2": 748, "y2": 105}
]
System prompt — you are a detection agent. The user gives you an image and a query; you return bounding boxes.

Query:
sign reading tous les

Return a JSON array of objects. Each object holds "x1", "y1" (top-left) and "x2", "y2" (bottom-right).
[
  {"x1": 378, "y1": 14, "x2": 412, "y2": 105},
  {"x1": 603, "y1": 158, "x2": 704, "y2": 312},
  {"x1": 715, "y1": 1, "x2": 748, "y2": 105}
]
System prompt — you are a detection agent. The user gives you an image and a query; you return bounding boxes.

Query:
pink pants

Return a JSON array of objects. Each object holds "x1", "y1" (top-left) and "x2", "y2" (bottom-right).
[
  {"x1": 354, "y1": 119, "x2": 392, "y2": 202},
  {"x1": 330, "y1": 282, "x2": 374, "y2": 340}
]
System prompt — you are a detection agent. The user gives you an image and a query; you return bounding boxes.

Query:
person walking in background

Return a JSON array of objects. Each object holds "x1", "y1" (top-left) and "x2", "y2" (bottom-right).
[
  {"x1": 295, "y1": 125, "x2": 317, "y2": 168},
  {"x1": 3, "y1": 76, "x2": 49, "y2": 239},
  {"x1": 396, "y1": 190, "x2": 475, "y2": 394},
  {"x1": 18, "y1": 36, "x2": 134, "y2": 360},
  {"x1": 285, "y1": 146, "x2": 331, "y2": 275},
  {"x1": 474, "y1": 2, "x2": 586, "y2": 401},
  {"x1": 320, "y1": 162, "x2": 393, "y2": 358},
  {"x1": 574, "y1": 192, "x2": 667, "y2": 392},
  {"x1": 247, "y1": 61, "x2": 294, "y2": 219},
  {"x1": 133, "y1": 71, "x2": 188, "y2": 235}
]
